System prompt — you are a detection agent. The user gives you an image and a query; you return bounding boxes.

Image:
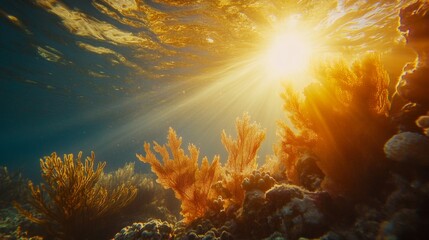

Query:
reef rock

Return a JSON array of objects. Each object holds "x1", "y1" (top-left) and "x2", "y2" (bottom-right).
[
  {"x1": 416, "y1": 113, "x2": 429, "y2": 136},
  {"x1": 384, "y1": 131, "x2": 429, "y2": 165},
  {"x1": 396, "y1": 0, "x2": 429, "y2": 105},
  {"x1": 114, "y1": 219, "x2": 173, "y2": 240},
  {"x1": 295, "y1": 154, "x2": 324, "y2": 191},
  {"x1": 264, "y1": 184, "x2": 331, "y2": 239}
]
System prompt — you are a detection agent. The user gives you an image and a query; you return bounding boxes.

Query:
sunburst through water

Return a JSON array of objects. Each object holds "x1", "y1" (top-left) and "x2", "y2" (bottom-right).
[
  {"x1": 0, "y1": 0, "x2": 417, "y2": 184},
  {"x1": 1, "y1": 0, "x2": 427, "y2": 238}
]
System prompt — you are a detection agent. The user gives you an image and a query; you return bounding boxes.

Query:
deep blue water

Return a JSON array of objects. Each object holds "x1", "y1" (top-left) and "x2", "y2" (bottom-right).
[{"x1": 0, "y1": 0, "x2": 281, "y2": 180}]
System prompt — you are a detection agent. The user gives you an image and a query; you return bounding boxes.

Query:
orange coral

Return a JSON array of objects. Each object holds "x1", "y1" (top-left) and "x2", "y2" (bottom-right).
[
  {"x1": 279, "y1": 54, "x2": 394, "y2": 195},
  {"x1": 16, "y1": 152, "x2": 137, "y2": 240},
  {"x1": 137, "y1": 128, "x2": 220, "y2": 222},
  {"x1": 219, "y1": 113, "x2": 266, "y2": 206}
]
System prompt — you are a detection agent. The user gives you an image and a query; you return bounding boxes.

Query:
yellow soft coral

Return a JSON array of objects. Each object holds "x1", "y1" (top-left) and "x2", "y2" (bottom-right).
[
  {"x1": 137, "y1": 128, "x2": 220, "y2": 222},
  {"x1": 279, "y1": 54, "x2": 394, "y2": 195},
  {"x1": 16, "y1": 152, "x2": 137, "y2": 240},
  {"x1": 219, "y1": 113, "x2": 266, "y2": 206}
]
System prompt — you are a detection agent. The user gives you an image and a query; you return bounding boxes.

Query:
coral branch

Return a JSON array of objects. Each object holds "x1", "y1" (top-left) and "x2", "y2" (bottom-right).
[
  {"x1": 137, "y1": 128, "x2": 220, "y2": 222},
  {"x1": 219, "y1": 113, "x2": 266, "y2": 206}
]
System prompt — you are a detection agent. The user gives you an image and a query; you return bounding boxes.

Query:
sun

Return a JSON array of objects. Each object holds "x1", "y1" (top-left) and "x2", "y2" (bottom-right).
[{"x1": 263, "y1": 30, "x2": 313, "y2": 80}]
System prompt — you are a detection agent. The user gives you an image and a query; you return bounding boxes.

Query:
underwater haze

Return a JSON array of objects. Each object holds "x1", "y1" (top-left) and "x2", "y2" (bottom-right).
[{"x1": 0, "y1": 0, "x2": 283, "y2": 180}]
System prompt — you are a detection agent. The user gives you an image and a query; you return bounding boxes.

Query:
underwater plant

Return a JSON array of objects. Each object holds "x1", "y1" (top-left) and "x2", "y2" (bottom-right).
[
  {"x1": 278, "y1": 54, "x2": 394, "y2": 195},
  {"x1": 137, "y1": 128, "x2": 221, "y2": 223},
  {"x1": 216, "y1": 113, "x2": 266, "y2": 207},
  {"x1": 16, "y1": 152, "x2": 137, "y2": 240}
]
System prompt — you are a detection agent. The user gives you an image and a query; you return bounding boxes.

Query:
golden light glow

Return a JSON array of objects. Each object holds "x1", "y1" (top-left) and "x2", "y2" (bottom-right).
[
  {"x1": 264, "y1": 31, "x2": 313, "y2": 79},
  {"x1": 34, "y1": 0, "x2": 410, "y2": 82},
  {"x1": 28, "y1": 0, "x2": 415, "y2": 168}
]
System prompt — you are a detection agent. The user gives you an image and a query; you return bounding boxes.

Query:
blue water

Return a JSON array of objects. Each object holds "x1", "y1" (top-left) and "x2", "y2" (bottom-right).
[
  {"x1": 0, "y1": 1, "x2": 136, "y2": 179},
  {"x1": 0, "y1": 0, "x2": 281, "y2": 180}
]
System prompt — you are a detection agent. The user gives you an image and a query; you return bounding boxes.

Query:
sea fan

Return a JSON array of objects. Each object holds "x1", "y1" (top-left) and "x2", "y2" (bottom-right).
[
  {"x1": 279, "y1": 54, "x2": 394, "y2": 195},
  {"x1": 15, "y1": 152, "x2": 137, "y2": 240},
  {"x1": 137, "y1": 128, "x2": 220, "y2": 222},
  {"x1": 218, "y1": 113, "x2": 266, "y2": 206}
]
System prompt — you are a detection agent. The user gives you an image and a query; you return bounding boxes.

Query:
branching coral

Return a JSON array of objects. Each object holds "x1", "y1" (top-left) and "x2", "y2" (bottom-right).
[
  {"x1": 16, "y1": 152, "x2": 137, "y2": 240},
  {"x1": 218, "y1": 113, "x2": 266, "y2": 206},
  {"x1": 279, "y1": 54, "x2": 394, "y2": 195},
  {"x1": 0, "y1": 166, "x2": 27, "y2": 208},
  {"x1": 137, "y1": 128, "x2": 220, "y2": 223}
]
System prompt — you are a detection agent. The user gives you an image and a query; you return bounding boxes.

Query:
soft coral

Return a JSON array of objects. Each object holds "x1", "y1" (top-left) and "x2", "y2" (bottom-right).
[{"x1": 137, "y1": 127, "x2": 220, "y2": 222}]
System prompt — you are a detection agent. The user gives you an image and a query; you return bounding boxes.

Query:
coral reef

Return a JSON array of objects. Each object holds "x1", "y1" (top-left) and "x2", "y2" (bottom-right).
[
  {"x1": 15, "y1": 152, "x2": 137, "y2": 240},
  {"x1": 112, "y1": 165, "x2": 429, "y2": 239},
  {"x1": 114, "y1": 219, "x2": 174, "y2": 240},
  {"x1": 167, "y1": 181, "x2": 331, "y2": 240},
  {"x1": 4, "y1": 2, "x2": 429, "y2": 240}
]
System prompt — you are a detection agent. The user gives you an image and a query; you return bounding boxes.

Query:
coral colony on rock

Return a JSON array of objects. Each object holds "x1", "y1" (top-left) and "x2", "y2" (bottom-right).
[{"x1": 1, "y1": 0, "x2": 429, "y2": 240}]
